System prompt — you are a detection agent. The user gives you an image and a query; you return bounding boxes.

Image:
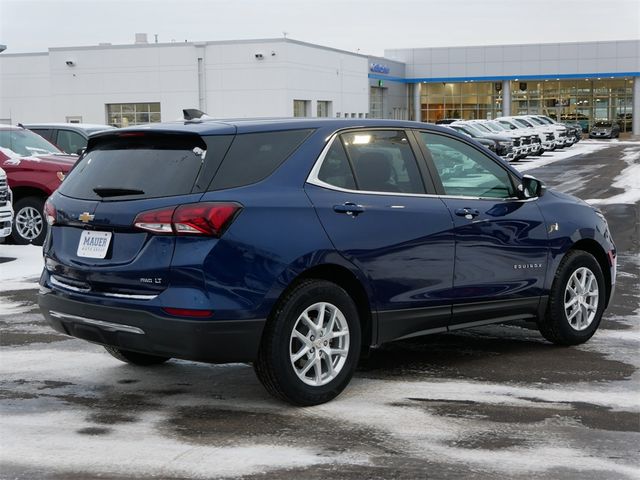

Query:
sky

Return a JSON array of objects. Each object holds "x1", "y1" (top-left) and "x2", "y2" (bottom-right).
[{"x1": 1, "y1": 0, "x2": 639, "y2": 56}]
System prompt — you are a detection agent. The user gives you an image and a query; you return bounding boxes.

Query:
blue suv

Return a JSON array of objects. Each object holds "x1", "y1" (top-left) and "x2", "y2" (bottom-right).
[{"x1": 38, "y1": 119, "x2": 616, "y2": 405}]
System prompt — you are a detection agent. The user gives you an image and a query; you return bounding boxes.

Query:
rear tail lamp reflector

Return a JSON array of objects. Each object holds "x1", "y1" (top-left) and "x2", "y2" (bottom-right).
[{"x1": 162, "y1": 307, "x2": 213, "y2": 318}]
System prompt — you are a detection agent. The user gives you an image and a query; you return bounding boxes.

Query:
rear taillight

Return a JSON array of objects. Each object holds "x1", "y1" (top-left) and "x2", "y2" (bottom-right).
[
  {"x1": 44, "y1": 198, "x2": 57, "y2": 226},
  {"x1": 133, "y1": 202, "x2": 241, "y2": 237},
  {"x1": 133, "y1": 206, "x2": 176, "y2": 233}
]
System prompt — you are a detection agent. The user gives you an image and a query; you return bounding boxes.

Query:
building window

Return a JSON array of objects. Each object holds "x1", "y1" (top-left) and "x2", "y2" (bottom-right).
[
  {"x1": 511, "y1": 78, "x2": 634, "y2": 133},
  {"x1": 370, "y1": 86, "x2": 384, "y2": 118},
  {"x1": 293, "y1": 100, "x2": 310, "y2": 118},
  {"x1": 420, "y1": 82, "x2": 501, "y2": 123},
  {"x1": 106, "y1": 102, "x2": 161, "y2": 128},
  {"x1": 317, "y1": 100, "x2": 332, "y2": 118}
]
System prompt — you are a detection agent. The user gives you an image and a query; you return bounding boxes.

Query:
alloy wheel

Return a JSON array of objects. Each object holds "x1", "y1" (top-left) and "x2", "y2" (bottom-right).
[
  {"x1": 15, "y1": 206, "x2": 44, "y2": 241},
  {"x1": 289, "y1": 302, "x2": 350, "y2": 387},
  {"x1": 564, "y1": 267, "x2": 599, "y2": 331}
]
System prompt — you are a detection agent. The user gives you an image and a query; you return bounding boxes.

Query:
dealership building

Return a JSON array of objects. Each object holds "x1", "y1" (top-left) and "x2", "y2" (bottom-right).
[{"x1": 1, "y1": 36, "x2": 638, "y2": 134}]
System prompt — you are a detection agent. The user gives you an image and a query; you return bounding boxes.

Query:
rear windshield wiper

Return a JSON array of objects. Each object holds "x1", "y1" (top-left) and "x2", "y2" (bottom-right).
[{"x1": 93, "y1": 187, "x2": 145, "y2": 197}]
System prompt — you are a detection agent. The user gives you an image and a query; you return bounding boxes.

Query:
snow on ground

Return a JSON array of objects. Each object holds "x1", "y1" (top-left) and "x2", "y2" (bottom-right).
[
  {"x1": 513, "y1": 142, "x2": 609, "y2": 173},
  {"x1": 585, "y1": 146, "x2": 640, "y2": 205},
  {"x1": 0, "y1": 244, "x2": 43, "y2": 291},
  {"x1": 1, "y1": 340, "x2": 638, "y2": 478},
  {"x1": 0, "y1": 409, "x2": 358, "y2": 479}
]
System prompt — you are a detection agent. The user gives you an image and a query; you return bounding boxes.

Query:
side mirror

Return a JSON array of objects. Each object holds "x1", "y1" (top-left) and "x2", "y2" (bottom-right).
[
  {"x1": 518, "y1": 174, "x2": 545, "y2": 199},
  {"x1": 76, "y1": 148, "x2": 86, "y2": 156}
]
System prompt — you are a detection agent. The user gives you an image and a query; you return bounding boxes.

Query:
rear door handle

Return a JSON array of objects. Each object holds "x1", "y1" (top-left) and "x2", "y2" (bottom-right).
[
  {"x1": 333, "y1": 202, "x2": 365, "y2": 216},
  {"x1": 454, "y1": 207, "x2": 480, "y2": 219}
]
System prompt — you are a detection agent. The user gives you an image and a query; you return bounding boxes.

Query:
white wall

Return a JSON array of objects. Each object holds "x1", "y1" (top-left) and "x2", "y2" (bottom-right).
[
  {"x1": 0, "y1": 53, "x2": 51, "y2": 123},
  {"x1": 0, "y1": 39, "x2": 370, "y2": 124},
  {"x1": 203, "y1": 40, "x2": 368, "y2": 118},
  {"x1": 386, "y1": 40, "x2": 640, "y2": 79}
]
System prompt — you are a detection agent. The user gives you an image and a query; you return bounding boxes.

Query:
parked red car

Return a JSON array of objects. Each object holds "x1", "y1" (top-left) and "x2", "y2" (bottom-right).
[{"x1": 0, "y1": 125, "x2": 76, "y2": 245}]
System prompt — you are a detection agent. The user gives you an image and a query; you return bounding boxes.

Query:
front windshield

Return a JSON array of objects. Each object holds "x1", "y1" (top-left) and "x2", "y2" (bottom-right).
[
  {"x1": 594, "y1": 121, "x2": 612, "y2": 127},
  {"x1": 0, "y1": 129, "x2": 62, "y2": 157},
  {"x1": 459, "y1": 123, "x2": 485, "y2": 136},
  {"x1": 537, "y1": 116, "x2": 554, "y2": 125},
  {"x1": 472, "y1": 123, "x2": 492, "y2": 133},
  {"x1": 486, "y1": 121, "x2": 505, "y2": 131},
  {"x1": 514, "y1": 119, "x2": 533, "y2": 128},
  {"x1": 452, "y1": 126, "x2": 474, "y2": 137},
  {"x1": 498, "y1": 120, "x2": 516, "y2": 130},
  {"x1": 527, "y1": 117, "x2": 545, "y2": 126}
]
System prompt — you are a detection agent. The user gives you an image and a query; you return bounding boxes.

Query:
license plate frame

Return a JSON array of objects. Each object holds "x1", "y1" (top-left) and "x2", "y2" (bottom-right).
[{"x1": 77, "y1": 230, "x2": 112, "y2": 259}]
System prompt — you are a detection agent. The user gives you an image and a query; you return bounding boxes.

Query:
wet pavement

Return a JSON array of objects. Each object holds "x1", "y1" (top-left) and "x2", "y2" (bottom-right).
[{"x1": 1, "y1": 140, "x2": 639, "y2": 479}]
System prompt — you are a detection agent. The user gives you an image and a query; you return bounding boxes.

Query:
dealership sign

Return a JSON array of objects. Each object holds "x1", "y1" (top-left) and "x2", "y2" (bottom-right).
[{"x1": 370, "y1": 63, "x2": 390, "y2": 74}]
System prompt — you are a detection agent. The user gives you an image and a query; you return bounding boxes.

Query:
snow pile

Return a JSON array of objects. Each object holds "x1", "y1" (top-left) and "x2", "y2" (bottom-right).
[
  {"x1": 586, "y1": 147, "x2": 640, "y2": 205},
  {"x1": 0, "y1": 244, "x2": 43, "y2": 291},
  {"x1": 514, "y1": 142, "x2": 608, "y2": 173}
]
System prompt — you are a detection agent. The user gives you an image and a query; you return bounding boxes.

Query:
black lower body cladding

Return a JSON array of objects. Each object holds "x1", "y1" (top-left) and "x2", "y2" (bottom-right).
[{"x1": 38, "y1": 292, "x2": 266, "y2": 363}]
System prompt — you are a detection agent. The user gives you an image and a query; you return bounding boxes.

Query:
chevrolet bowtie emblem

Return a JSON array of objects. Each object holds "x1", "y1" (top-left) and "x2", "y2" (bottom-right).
[{"x1": 79, "y1": 212, "x2": 94, "y2": 223}]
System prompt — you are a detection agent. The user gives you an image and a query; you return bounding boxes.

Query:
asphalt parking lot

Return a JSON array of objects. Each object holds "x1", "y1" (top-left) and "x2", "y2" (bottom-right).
[{"x1": 1, "y1": 139, "x2": 638, "y2": 479}]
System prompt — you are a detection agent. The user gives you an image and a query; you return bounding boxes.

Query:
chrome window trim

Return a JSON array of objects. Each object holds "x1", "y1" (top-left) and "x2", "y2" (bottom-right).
[
  {"x1": 306, "y1": 130, "x2": 537, "y2": 203},
  {"x1": 49, "y1": 310, "x2": 145, "y2": 335}
]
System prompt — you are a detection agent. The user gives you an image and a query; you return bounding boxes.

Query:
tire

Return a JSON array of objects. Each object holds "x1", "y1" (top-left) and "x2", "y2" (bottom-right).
[
  {"x1": 11, "y1": 196, "x2": 47, "y2": 245},
  {"x1": 537, "y1": 250, "x2": 606, "y2": 345},
  {"x1": 104, "y1": 345, "x2": 170, "y2": 366},
  {"x1": 254, "y1": 279, "x2": 361, "y2": 406}
]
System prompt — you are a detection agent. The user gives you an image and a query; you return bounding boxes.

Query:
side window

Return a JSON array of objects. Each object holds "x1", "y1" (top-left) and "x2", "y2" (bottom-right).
[
  {"x1": 341, "y1": 130, "x2": 425, "y2": 194},
  {"x1": 419, "y1": 132, "x2": 515, "y2": 199},
  {"x1": 317, "y1": 140, "x2": 356, "y2": 189},
  {"x1": 29, "y1": 129, "x2": 52, "y2": 142},
  {"x1": 57, "y1": 130, "x2": 86, "y2": 154},
  {"x1": 209, "y1": 129, "x2": 313, "y2": 190}
]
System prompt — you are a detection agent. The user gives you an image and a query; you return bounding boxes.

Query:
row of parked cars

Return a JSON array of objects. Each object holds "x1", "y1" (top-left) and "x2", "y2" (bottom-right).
[
  {"x1": 435, "y1": 115, "x2": 581, "y2": 162},
  {"x1": 0, "y1": 123, "x2": 114, "y2": 245}
]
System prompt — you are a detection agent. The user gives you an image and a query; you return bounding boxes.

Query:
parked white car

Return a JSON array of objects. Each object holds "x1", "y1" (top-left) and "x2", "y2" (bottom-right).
[
  {"x1": 496, "y1": 117, "x2": 556, "y2": 152},
  {"x1": 0, "y1": 167, "x2": 14, "y2": 239}
]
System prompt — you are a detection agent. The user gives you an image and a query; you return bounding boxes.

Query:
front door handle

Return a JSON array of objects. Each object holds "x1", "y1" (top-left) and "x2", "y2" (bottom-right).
[
  {"x1": 333, "y1": 202, "x2": 365, "y2": 217},
  {"x1": 454, "y1": 207, "x2": 480, "y2": 219}
]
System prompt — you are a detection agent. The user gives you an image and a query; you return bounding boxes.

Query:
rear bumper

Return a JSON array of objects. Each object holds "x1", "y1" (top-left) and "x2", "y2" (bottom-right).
[{"x1": 38, "y1": 290, "x2": 266, "y2": 363}]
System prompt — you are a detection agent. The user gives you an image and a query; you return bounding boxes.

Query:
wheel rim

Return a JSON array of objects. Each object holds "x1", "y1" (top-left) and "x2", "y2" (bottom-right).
[
  {"x1": 289, "y1": 302, "x2": 350, "y2": 387},
  {"x1": 564, "y1": 267, "x2": 599, "y2": 331},
  {"x1": 15, "y1": 206, "x2": 43, "y2": 241}
]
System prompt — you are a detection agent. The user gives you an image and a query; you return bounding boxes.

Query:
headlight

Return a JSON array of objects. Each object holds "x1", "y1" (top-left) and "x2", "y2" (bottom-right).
[{"x1": 498, "y1": 141, "x2": 512, "y2": 146}]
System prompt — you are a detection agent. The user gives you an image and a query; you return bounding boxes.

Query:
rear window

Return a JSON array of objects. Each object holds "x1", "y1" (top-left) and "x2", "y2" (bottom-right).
[
  {"x1": 208, "y1": 129, "x2": 313, "y2": 190},
  {"x1": 59, "y1": 133, "x2": 232, "y2": 201}
]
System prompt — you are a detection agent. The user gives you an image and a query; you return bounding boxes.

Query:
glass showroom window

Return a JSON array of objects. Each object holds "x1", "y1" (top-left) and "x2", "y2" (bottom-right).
[
  {"x1": 420, "y1": 82, "x2": 502, "y2": 122},
  {"x1": 293, "y1": 100, "x2": 310, "y2": 117},
  {"x1": 511, "y1": 79, "x2": 633, "y2": 132},
  {"x1": 106, "y1": 103, "x2": 161, "y2": 128},
  {"x1": 317, "y1": 101, "x2": 332, "y2": 118}
]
